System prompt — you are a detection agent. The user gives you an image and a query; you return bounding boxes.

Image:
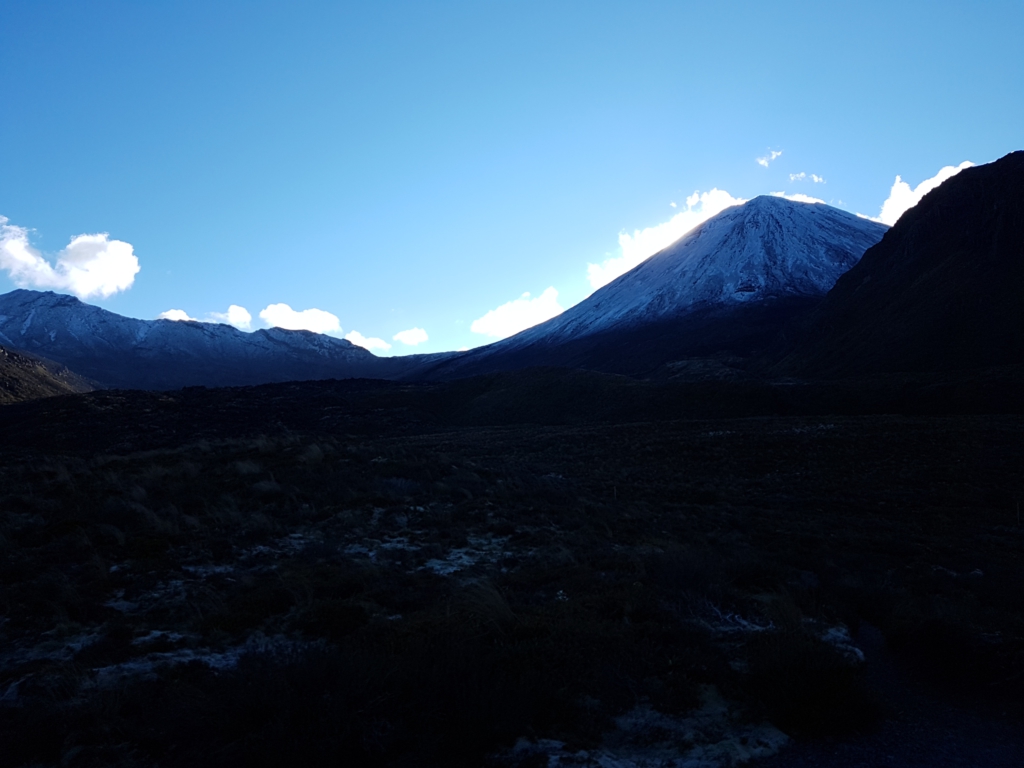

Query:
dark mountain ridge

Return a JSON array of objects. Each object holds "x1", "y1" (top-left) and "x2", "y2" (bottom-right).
[{"x1": 777, "y1": 151, "x2": 1024, "y2": 377}]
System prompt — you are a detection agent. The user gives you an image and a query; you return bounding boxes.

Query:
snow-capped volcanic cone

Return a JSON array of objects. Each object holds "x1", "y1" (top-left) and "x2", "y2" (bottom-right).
[{"x1": 424, "y1": 196, "x2": 889, "y2": 379}]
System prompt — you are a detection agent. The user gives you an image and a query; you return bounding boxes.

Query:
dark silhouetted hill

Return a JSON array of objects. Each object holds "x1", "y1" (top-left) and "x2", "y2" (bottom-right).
[{"x1": 777, "y1": 151, "x2": 1024, "y2": 376}]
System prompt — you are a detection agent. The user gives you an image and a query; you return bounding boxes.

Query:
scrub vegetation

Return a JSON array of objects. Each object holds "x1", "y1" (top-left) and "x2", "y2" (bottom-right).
[{"x1": 1, "y1": 375, "x2": 1022, "y2": 767}]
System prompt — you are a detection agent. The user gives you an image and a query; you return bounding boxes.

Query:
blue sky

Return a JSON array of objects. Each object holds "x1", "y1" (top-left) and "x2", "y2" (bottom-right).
[{"x1": 1, "y1": 1, "x2": 1021, "y2": 353}]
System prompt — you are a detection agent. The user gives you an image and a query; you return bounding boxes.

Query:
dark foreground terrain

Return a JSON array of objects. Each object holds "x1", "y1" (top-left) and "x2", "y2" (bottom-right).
[{"x1": 1, "y1": 372, "x2": 1022, "y2": 766}]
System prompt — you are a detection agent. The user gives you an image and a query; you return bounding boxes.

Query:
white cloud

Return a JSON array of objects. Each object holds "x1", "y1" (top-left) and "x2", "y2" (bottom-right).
[
  {"x1": 158, "y1": 309, "x2": 197, "y2": 322},
  {"x1": 259, "y1": 303, "x2": 342, "y2": 335},
  {"x1": 873, "y1": 161, "x2": 974, "y2": 226},
  {"x1": 756, "y1": 150, "x2": 783, "y2": 167},
  {"x1": 586, "y1": 188, "x2": 745, "y2": 290},
  {"x1": 393, "y1": 327, "x2": 428, "y2": 346},
  {"x1": 159, "y1": 304, "x2": 252, "y2": 330},
  {"x1": 208, "y1": 304, "x2": 252, "y2": 330},
  {"x1": 789, "y1": 172, "x2": 826, "y2": 184},
  {"x1": 345, "y1": 330, "x2": 391, "y2": 351},
  {"x1": 770, "y1": 191, "x2": 826, "y2": 205},
  {"x1": 470, "y1": 287, "x2": 563, "y2": 339},
  {"x1": 0, "y1": 215, "x2": 140, "y2": 299}
]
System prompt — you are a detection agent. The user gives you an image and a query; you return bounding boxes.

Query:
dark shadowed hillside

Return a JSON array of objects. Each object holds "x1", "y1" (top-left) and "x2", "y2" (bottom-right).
[
  {"x1": 777, "y1": 151, "x2": 1024, "y2": 377},
  {"x1": 0, "y1": 345, "x2": 94, "y2": 404}
]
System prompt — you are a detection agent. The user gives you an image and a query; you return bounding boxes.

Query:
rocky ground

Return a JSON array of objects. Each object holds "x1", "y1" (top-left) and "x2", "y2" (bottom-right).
[
  {"x1": 0, "y1": 345, "x2": 93, "y2": 405},
  {"x1": 1, "y1": 376, "x2": 1022, "y2": 766}
]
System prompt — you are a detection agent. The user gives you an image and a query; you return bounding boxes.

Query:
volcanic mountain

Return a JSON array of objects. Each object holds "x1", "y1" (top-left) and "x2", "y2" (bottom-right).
[
  {"x1": 779, "y1": 151, "x2": 1024, "y2": 376},
  {"x1": 0, "y1": 195, "x2": 890, "y2": 391},
  {"x1": 422, "y1": 195, "x2": 888, "y2": 379},
  {"x1": 0, "y1": 290, "x2": 451, "y2": 390}
]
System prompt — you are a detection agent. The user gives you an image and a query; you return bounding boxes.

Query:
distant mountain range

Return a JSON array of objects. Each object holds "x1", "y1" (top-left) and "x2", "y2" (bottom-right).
[
  {"x1": 0, "y1": 291, "x2": 452, "y2": 389},
  {"x1": 0, "y1": 151, "x2": 1020, "y2": 397}
]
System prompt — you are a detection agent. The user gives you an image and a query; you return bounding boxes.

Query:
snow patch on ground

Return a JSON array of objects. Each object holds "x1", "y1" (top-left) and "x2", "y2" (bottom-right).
[
  {"x1": 88, "y1": 633, "x2": 307, "y2": 689},
  {"x1": 819, "y1": 623, "x2": 865, "y2": 663},
  {"x1": 0, "y1": 630, "x2": 102, "y2": 669},
  {"x1": 420, "y1": 535, "x2": 511, "y2": 576},
  {"x1": 504, "y1": 686, "x2": 788, "y2": 767}
]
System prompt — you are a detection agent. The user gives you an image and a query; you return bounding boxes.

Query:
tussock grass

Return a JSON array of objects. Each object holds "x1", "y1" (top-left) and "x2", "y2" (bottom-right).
[{"x1": 0, "y1": 399, "x2": 1022, "y2": 765}]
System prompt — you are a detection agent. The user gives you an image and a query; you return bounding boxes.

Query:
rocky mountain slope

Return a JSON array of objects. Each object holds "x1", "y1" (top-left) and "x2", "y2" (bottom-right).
[
  {"x1": 0, "y1": 344, "x2": 94, "y2": 404},
  {"x1": 0, "y1": 290, "x2": 452, "y2": 389},
  {"x1": 778, "y1": 151, "x2": 1024, "y2": 376},
  {"x1": 421, "y1": 196, "x2": 888, "y2": 379}
]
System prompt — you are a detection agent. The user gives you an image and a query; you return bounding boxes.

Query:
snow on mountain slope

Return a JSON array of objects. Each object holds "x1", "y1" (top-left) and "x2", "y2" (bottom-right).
[
  {"x1": 0, "y1": 290, "x2": 371, "y2": 362},
  {"x1": 422, "y1": 196, "x2": 888, "y2": 378},
  {"x1": 510, "y1": 196, "x2": 889, "y2": 348},
  {"x1": 0, "y1": 290, "x2": 418, "y2": 389}
]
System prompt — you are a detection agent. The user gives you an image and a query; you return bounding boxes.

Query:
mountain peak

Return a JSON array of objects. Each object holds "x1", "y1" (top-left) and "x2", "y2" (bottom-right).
[
  {"x1": 422, "y1": 197, "x2": 888, "y2": 379},
  {"x1": 744, "y1": 194, "x2": 809, "y2": 207},
  {"x1": 527, "y1": 197, "x2": 888, "y2": 340}
]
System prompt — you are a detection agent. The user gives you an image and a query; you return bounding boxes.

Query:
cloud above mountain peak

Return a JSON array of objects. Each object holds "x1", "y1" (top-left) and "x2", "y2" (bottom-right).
[
  {"x1": 259, "y1": 303, "x2": 342, "y2": 335},
  {"x1": 394, "y1": 327, "x2": 428, "y2": 346},
  {"x1": 756, "y1": 150, "x2": 783, "y2": 167},
  {"x1": 0, "y1": 216, "x2": 140, "y2": 299},
  {"x1": 586, "y1": 189, "x2": 746, "y2": 290}
]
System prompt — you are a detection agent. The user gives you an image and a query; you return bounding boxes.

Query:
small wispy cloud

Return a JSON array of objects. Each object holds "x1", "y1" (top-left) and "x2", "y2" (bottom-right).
[
  {"x1": 789, "y1": 172, "x2": 826, "y2": 184},
  {"x1": 871, "y1": 161, "x2": 974, "y2": 226},
  {"x1": 259, "y1": 303, "x2": 342, "y2": 335},
  {"x1": 0, "y1": 216, "x2": 140, "y2": 299},
  {"x1": 770, "y1": 192, "x2": 826, "y2": 205},
  {"x1": 586, "y1": 189, "x2": 745, "y2": 290},
  {"x1": 756, "y1": 150, "x2": 783, "y2": 168},
  {"x1": 345, "y1": 330, "x2": 391, "y2": 351},
  {"x1": 470, "y1": 287, "x2": 563, "y2": 339},
  {"x1": 393, "y1": 327, "x2": 428, "y2": 346}
]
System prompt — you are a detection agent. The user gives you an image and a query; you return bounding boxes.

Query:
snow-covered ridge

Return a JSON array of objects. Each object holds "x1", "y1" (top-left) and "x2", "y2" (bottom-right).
[
  {"x1": 0, "y1": 289, "x2": 368, "y2": 360},
  {"x1": 0, "y1": 289, "x2": 418, "y2": 388}
]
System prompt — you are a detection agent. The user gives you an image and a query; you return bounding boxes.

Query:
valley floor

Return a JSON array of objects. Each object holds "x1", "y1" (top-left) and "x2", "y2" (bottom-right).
[{"x1": 1, "y1": 381, "x2": 1022, "y2": 766}]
